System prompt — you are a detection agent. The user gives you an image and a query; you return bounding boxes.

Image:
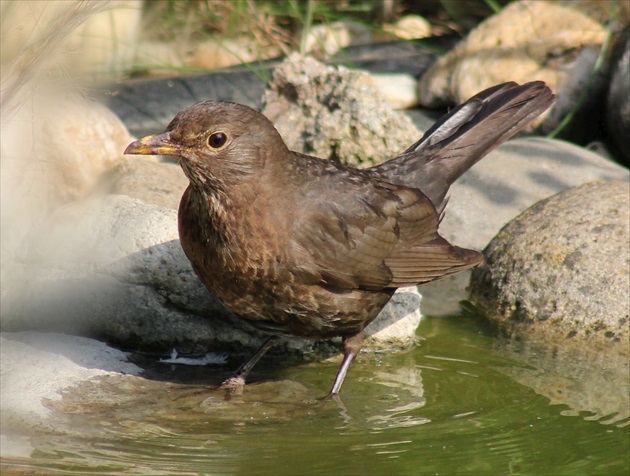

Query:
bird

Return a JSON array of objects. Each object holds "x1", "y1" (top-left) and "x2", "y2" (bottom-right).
[{"x1": 124, "y1": 81, "x2": 554, "y2": 397}]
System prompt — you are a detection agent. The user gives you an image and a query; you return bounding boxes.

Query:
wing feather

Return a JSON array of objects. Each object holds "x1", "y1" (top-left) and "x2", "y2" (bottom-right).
[{"x1": 288, "y1": 177, "x2": 482, "y2": 290}]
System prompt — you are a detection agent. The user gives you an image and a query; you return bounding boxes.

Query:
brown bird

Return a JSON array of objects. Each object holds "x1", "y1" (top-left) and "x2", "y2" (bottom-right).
[{"x1": 125, "y1": 81, "x2": 554, "y2": 397}]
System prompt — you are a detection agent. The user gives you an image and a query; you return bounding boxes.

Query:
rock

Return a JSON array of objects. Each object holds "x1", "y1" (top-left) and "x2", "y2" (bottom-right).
[
  {"x1": 469, "y1": 181, "x2": 629, "y2": 353},
  {"x1": 191, "y1": 38, "x2": 250, "y2": 70},
  {"x1": 1, "y1": 194, "x2": 422, "y2": 355},
  {"x1": 1, "y1": 90, "x2": 133, "y2": 301},
  {"x1": 133, "y1": 40, "x2": 187, "y2": 74},
  {"x1": 606, "y1": 26, "x2": 630, "y2": 165},
  {"x1": 569, "y1": 0, "x2": 630, "y2": 24},
  {"x1": 34, "y1": 95, "x2": 132, "y2": 202},
  {"x1": 0, "y1": 331, "x2": 140, "y2": 437},
  {"x1": 364, "y1": 289, "x2": 421, "y2": 350},
  {"x1": 72, "y1": 0, "x2": 142, "y2": 76},
  {"x1": 1, "y1": 0, "x2": 142, "y2": 78},
  {"x1": 261, "y1": 54, "x2": 421, "y2": 168},
  {"x1": 1, "y1": 195, "x2": 244, "y2": 354},
  {"x1": 1, "y1": 90, "x2": 132, "y2": 205},
  {"x1": 420, "y1": 137, "x2": 630, "y2": 315},
  {"x1": 302, "y1": 22, "x2": 371, "y2": 58},
  {"x1": 190, "y1": 37, "x2": 280, "y2": 71},
  {"x1": 418, "y1": 1, "x2": 607, "y2": 128},
  {"x1": 108, "y1": 157, "x2": 188, "y2": 209},
  {"x1": 381, "y1": 15, "x2": 431, "y2": 41},
  {"x1": 371, "y1": 73, "x2": 419, "y2": 109}
]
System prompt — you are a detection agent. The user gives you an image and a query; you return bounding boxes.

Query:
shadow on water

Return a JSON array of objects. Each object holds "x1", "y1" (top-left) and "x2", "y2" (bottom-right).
[{"x1": 2, "y1": 311, "x2": 628, "y2": 475}]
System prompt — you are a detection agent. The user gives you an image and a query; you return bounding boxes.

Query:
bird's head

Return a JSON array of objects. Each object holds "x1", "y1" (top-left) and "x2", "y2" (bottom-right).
[{"x1": 124, "y1": 101, "x2": 288, "y2": 189}]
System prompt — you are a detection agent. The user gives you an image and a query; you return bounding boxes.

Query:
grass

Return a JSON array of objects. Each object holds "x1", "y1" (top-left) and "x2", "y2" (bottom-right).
[
  {"x1": 1, "y1": 0, "x2": 111, "y2": 120},
  {"x1": 136, "y1": 0, "x2": 494, "y2": 72},
  {"x1": 1, "y1": 0, "x2": 513, "y2": 86},
  {"x1": 142, "y1": 0, "x2": 376, "y2": 56}
]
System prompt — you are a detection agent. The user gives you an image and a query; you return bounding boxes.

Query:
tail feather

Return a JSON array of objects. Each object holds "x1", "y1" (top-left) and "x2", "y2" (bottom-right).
[{"x1": 372, "y1": 81, "x2": 555, "y2": 214}]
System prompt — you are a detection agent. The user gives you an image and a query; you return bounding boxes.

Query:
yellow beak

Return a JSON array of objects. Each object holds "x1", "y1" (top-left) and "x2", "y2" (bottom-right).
[{"x1": 124, "y1": 132, "x2": 180, "y2": 156}]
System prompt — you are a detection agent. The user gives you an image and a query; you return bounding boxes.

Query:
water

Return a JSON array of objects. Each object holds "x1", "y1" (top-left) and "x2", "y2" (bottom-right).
[{"x1": 2, "y1": 313, "x2": 628, "y2": 475}]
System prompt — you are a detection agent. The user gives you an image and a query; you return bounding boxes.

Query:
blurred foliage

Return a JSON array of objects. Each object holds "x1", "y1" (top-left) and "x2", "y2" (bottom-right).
[{"x1": 139, "y1": 0, "x2": 512, "y2": 49}]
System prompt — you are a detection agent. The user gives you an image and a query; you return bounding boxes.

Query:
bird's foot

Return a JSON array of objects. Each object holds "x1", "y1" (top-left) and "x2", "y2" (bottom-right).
[
  {"x1": 318, "y1": 391, "x2": 343, "y2": 404},
  {"x1": 217, "y1": 336, "x2": 278, "y2": 400},
  {"x1": 219, "y1": 375, "x2": 246, "y2": 398}
]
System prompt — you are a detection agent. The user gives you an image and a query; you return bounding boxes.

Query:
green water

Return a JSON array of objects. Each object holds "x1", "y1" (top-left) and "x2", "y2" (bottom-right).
[{"x1": 2, "y1": 314, "x2": 628, "y2": 475}]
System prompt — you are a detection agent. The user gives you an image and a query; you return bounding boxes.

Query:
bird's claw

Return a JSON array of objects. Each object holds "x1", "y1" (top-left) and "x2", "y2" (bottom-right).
[{"x1": 219, "y1": 375, "x2": 246, "y2": 398}]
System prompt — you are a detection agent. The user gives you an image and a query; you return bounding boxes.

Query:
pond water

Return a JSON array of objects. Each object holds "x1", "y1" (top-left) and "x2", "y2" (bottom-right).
[{"x1": 2, "y1": 313, "x2": 628, "y2": 475}]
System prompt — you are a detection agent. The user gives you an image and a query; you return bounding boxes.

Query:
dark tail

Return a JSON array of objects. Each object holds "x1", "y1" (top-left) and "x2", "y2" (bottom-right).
[{"x1": 372, "y1": 81, "x2": 555, "y2": 214}]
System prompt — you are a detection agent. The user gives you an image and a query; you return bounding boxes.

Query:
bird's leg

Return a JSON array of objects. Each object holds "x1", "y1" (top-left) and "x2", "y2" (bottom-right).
[
  {"x1": 327, "y1": 332, "x2": 366, "y2": 397},
  {"x1": 220, "y1": 335, "x2": 278, "y2": 396}
]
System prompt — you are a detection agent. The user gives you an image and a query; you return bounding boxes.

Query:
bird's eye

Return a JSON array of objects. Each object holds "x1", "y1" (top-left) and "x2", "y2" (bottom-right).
[{"x1": 207, "y1": 132, "x2": 228, "y2": 149}]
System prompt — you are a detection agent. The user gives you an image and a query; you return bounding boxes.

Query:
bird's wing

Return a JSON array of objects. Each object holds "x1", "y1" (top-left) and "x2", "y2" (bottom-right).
[{"x1": 288, "y1": 179, "x2": 483, "y2": 290}]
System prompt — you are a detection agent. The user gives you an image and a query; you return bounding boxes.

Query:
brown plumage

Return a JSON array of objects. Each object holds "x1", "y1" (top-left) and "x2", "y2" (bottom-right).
[{"x1": 125, "y1": 81, "x2": 554, "y2": 396}]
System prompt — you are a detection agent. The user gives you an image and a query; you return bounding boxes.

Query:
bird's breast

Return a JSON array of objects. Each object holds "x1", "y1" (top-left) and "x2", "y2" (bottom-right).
[
  {"x1": 177, "y1": 183, "x2": 393, "y2": 338},
  {"x1": 178, "y1": 184, "x2": 293, "y2": 307}
]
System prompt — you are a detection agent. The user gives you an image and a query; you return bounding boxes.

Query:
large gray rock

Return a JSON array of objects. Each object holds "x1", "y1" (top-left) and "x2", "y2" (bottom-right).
[
  {"x1": 1, "y1": 195, "x2": 421, "y2": 355},
  {"x1": 470, "y1": 180, "x2": 629, "y2": 352}
]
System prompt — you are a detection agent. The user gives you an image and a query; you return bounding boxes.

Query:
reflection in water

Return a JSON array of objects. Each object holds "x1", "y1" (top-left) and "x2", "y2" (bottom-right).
[
  {"x1": 367, "y1": 362, "x2": 429, "y2": 430},
  {"x1": 1, "y1": 315, "x2": 628, "y2": 474},
  {"x1": 492, "y1": 337, "x2": 630, "y2": 427}
]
